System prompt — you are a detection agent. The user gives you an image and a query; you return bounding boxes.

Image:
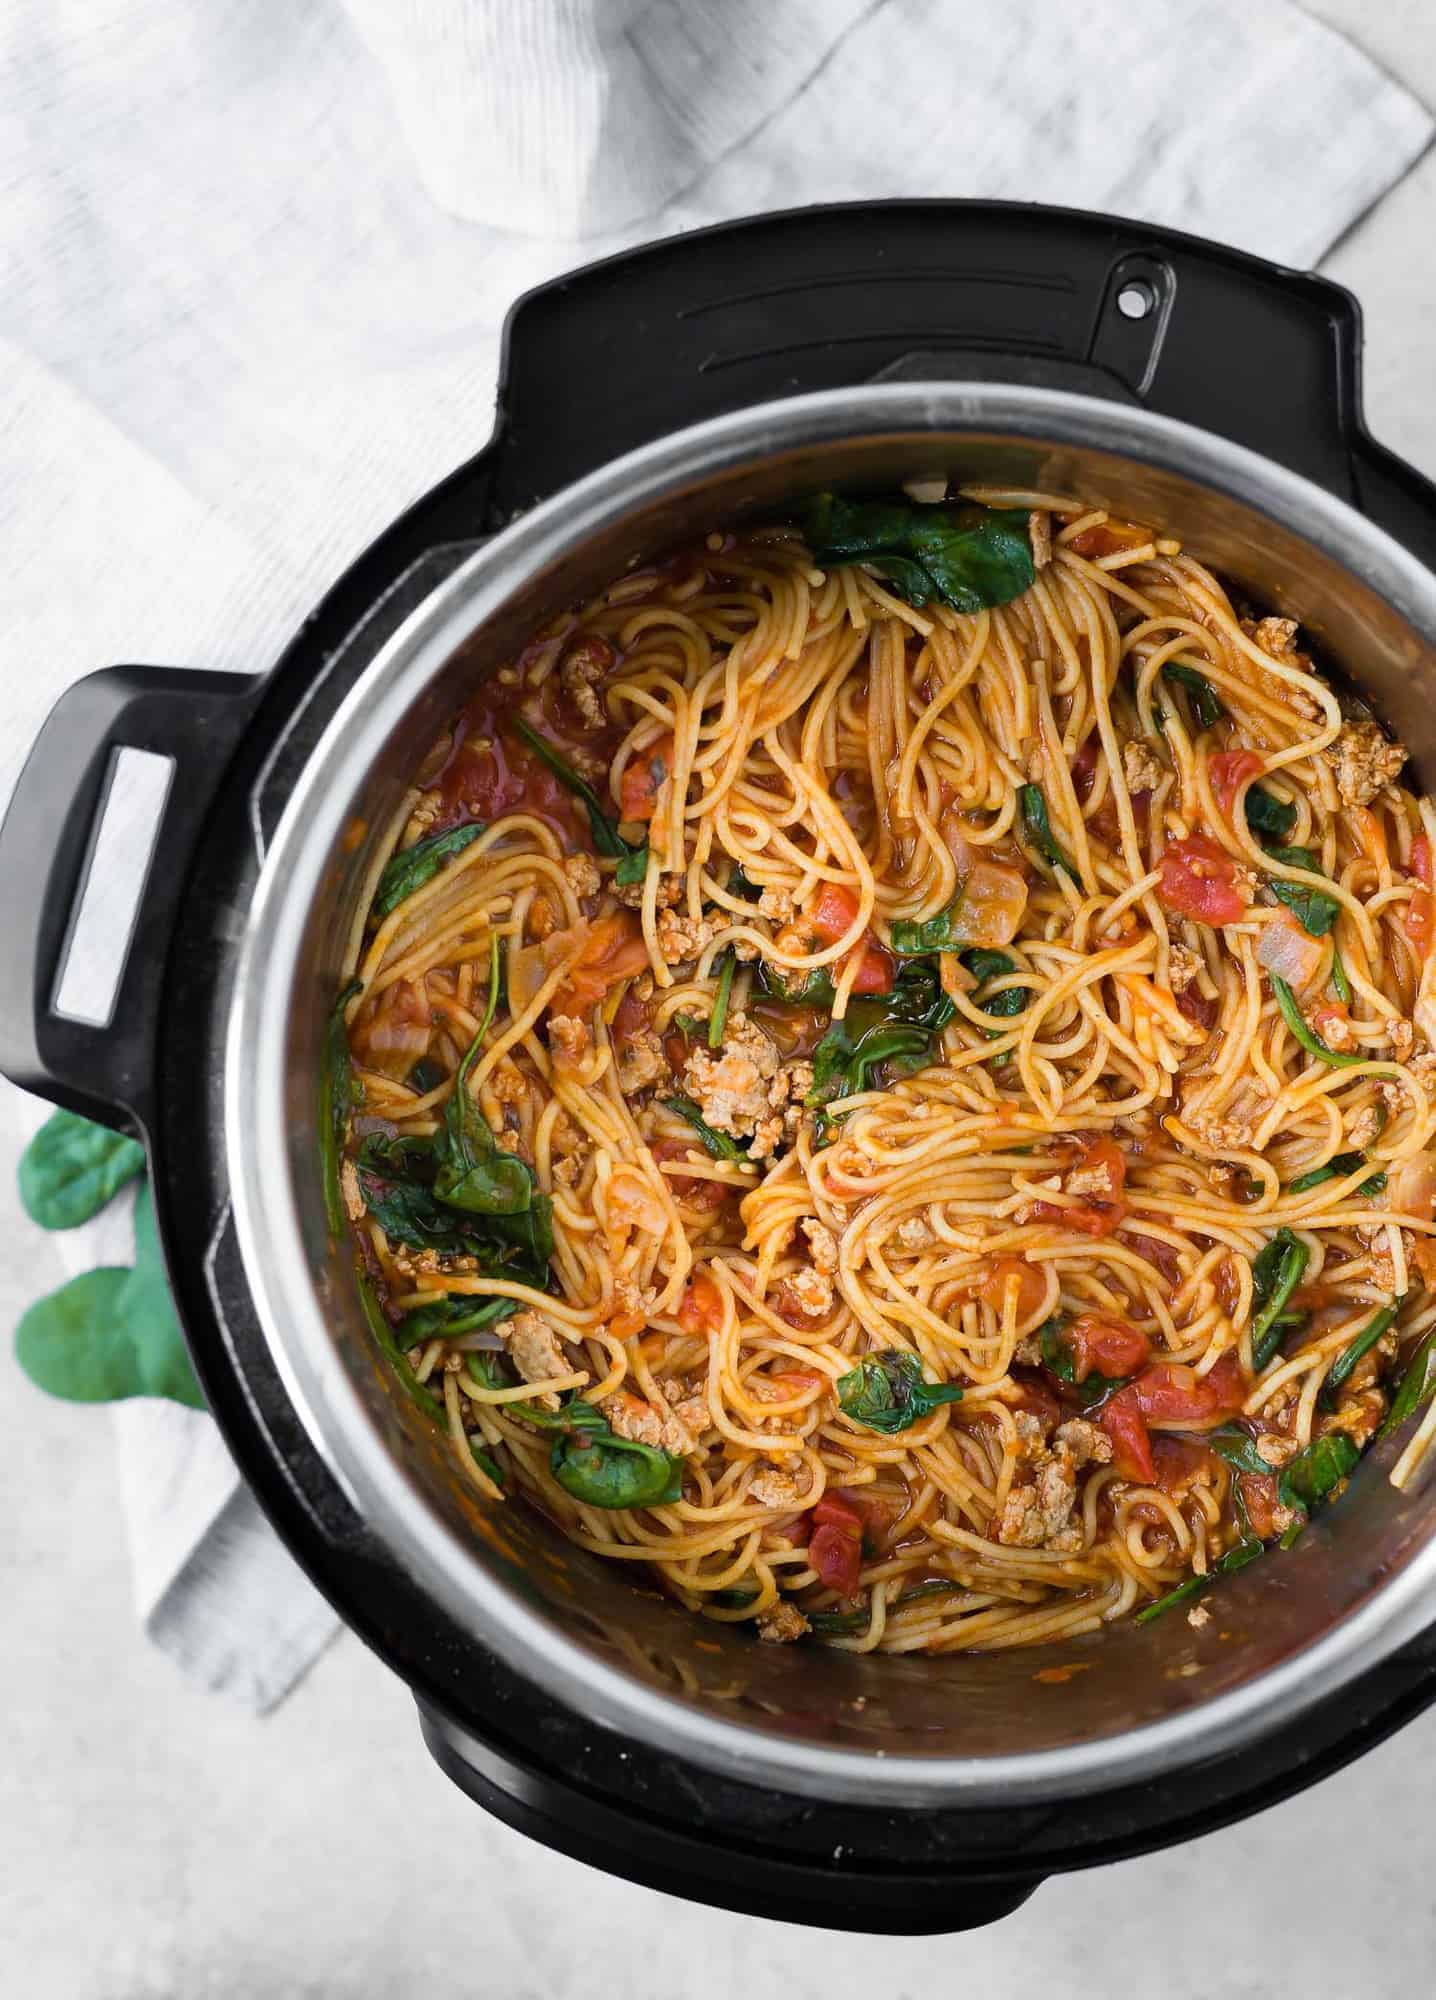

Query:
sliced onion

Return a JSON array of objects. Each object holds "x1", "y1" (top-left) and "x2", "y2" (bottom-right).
[
  {"x1": 351, "y1": 977, "x2": 432, "y2": 1080},
  {"x1": 1388, "y1": 1155, "x2": 1436, "y2": 1223},
  {"x1": 949, "y1": 859, "x2": 1029, "y2": 948},
  {"x1": 607, "y1": 1164, "x2": 668, "y2": 1236},
  {"x1": 450, "y1": 1327, "x2": 511, "y2": 1352},
  {"x1": 1255, "y1": 912, "x2": 1323, "y2": 993},
  {"x1": 352, "y1": 1114, "x2": 399, "y2": 1139},
  {"x1": 1415, "y1": 956, "x2": 1436, "y2": 1049},
  {"x1": 506, "y1": 941, "x2": 543, "y2": 1016}
]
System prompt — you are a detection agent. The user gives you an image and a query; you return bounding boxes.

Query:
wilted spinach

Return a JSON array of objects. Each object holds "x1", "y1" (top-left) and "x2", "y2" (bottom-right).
[
  {"x1": 803, "y1": 494, "x2": 1034, "y2": 613},
  {"x1": 372, "y1": 823, "x2": 485, "y2": 920},
  {"x1": 836, "y1": 1351, "x2": 963, "y2": 1433},
  {"x1": 19, "y1": 1111, "x2": 145, "y2": 1231},
  {"x1": 511, "y1": 716, "x2": 648, "y2": 878}
]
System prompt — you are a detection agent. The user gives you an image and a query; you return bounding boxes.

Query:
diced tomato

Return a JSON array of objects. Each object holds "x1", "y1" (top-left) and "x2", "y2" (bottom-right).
[
  {"x1": 1068, "y1": 518, "x2": 1151, "y2": 559},
  {"x1": 677, "y1": 1271, "x2": 725, "y2": 1335},
  {"x1": 1313, "y1": 1001, "x2": 1352, "y2": 1046},
  {"x1": 1208, "y1": 748, "x2": 1265, "y2": 826},
  {"x1": 607, "y1": 1309, "x2": 646, "y2": 1341},
  {"x1": 1098, "y1": 1385, "x2": 1156, "y2": 1482},
  {"x1": 1067, "y1": 1313, "x2": 1151, "y2": 1382},
  {"x1": 1238, "y1": 1470, "x2": 1282, "y2": 1540},
  {"x1": 1026, "y1": 1135, "x2": 1129, "y2": 1238},
  {"x1": 611, "y1": 988, "x2": 652, "y2": 1046},
  {"x1": 849, "y1": 939, "x2": 896, "y2": 995},
  {"x1": 1132, "y1": 1351, "x2": 1248, "y2": 1427},
  {"x1": 1149, "y1": 1435, "x2": 1216, "y2": 1497},
  {"x1": 764, "y1": 1368, "x2": 826, "y2": 1399},
  {"x1": 650, "y1": 1137, "x2": 728, "y2": 1213},
  {"x1": 549, "y1": 913, "x2": 649, "y2": 1016},
  {"x1": 1158, "y1": 832, "x2": 1249, "y2": 927},
  {"x1": 976, "y1": 1255, "x2": 1048, "y2": 1322},
  {"x1": 804, "y1": 883, "x2": 893, "y2": 995},
  {"x1": 809, "y1": 883, "x2": 861, "y2": 944},
  {"x1": 1410, "y1": 1234, "x2": 1436, "y2": 1289},
  {"x1": 809, "y1": 1493, "x2": 864, "y2": 1596},
  {"x1": 1412, "y1": 835, "x2": 1433, "y2": 887},
  {"x1": 1214, "y1": 1255, "x2": 1240, "y2": 1317},
  {"x1": 618, "y1": 732, "x2": 675, "y2": 822},
  {"x1": 1120, "y1": 1230, "x2": 1183, "y2": 1286}
]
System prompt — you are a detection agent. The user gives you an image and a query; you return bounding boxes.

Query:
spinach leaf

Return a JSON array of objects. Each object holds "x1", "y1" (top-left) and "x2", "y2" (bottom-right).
[
  {"x1": 757, "y1": 959, "x2": 838, "y2": 1009},
  {"x1": 1245, "y1": 787, "x2": 1298, "y2": 842},
  {"x1": 836, "y1": 1351, "x2": 964, "y2": 1433},
  {"x1": 407, "y1": 1057, "x2": 446, "y2": 1095},
  {"x1": 804, "y1": 494, "x2": 1034, "y2": 613},
  {"x1": 661, "y1": 1096, "x2": 750, "y2": 1163},
  {"x1": 806, "y1": 1021, "x2": 932, "y2": 1110},
  {"x1": 708, "y1": 948, "x2": 736, "y2": 1049},
  {"x1": 614, "y1": 844, "x2": 651, "y2": 887},
  {"x1": 1251, "y1": 1228, "x2": 1309, "y2": 1370},
  {"x1": 1266, "y1": 847, "x2": 1339, "y2": 937},
  {"x1": 1287, "y1": 1152, "x2": 1384, "y2": 1198},
  {"x1": 1207, "y1": 1424, "x2": 1271, "y2": 1476},
  {"x1": 890, "y1": 903, "x2": 966, "y2": 955},
  {"x1": 1163, "y1": 662, "x2": 1225, "y2": 728},
  {"x1": 808, "y1": 1580, "x2": 955, "y2": 1635},
  {"x1": 1278, "y1": 1432, "x2": 1360, "y2": 1515},
  {"x1": 494, "y1": 1388, "x2": 683, "y2": 1509},
  {"x1": 320, "y1": 978, "x2": 363, "y2": 1237},
  {"x1": 1018, "y1": 784, "x2": 1078, "y2": 880},
  {"x1": 372, "y1": 824, "x2": 484, "y2": 920},
  {"x1": 728, "y1": 864, "x2": 763, "y2": 902},
  {"x1": 1037, "y1": 1316, "x2": 1130, "y2": 1405},
  {"x1": 960, "y1": 947, "x2": 1029, "y2": 1053},
  {"x1": 15, "y1": 1183, "x2": 203, "y2": 1408},
  {"x1": 1272, "y1": 977, "x2": 1367, "y2": 1068},
  {"x1": 551, "y1": 1428, "x2": 685, "y2": 1509},
  {"x1": 1331, "y1": 950, "x2": 1353, "y2": 1006},
  {"x1": 511, "y1": 716, "x2": 647, "y2": 875},
  {"x1": 1320, "y1": 1299, "x2": 1402, "y2": 1409},
  {"x1": 433, "y1": 1030, "x2": 534, "y2": 1216},
  {"x1": 1133, "y1": 1535, "x2": 1264, "y2": 1626},
  {"x1": 18, "y1": 1111, "x2": 145, "y2": 1231},
  {"x1": 356, "y1": 1134, "x2": 554, "y2": 1282},
  {"x1": 1381, "y1": 1329, "x2": 1436, "y2": 1438},
  {"x1": 396, "y1": 1294, "x2": 519, "y2": 1349}
]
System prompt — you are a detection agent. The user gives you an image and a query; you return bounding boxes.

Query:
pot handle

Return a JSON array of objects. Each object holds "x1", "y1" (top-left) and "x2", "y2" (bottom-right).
[
  {"x1": 487, "y1": 201, "x2": 1436, "y2": 552},
  {"x1": 0, "y1": 665, "x2": 261, "y2": 1134}
]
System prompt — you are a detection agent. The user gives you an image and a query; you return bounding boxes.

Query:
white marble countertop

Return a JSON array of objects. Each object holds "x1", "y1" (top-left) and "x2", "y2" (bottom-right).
[{"x1": 4, "y1": 4, "x2": 1436, "y2": 1992}]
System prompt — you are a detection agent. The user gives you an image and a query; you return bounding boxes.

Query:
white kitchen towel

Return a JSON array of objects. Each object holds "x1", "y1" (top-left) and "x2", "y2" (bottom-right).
[{"x1": 0, "y1": 0, "x2": 1430, "y2": 1712}]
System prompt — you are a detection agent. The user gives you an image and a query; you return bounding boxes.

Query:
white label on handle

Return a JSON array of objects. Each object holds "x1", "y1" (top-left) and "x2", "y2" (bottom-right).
[{"x1": 52, "y1": 745, "x2": 175, "y2": 1028}]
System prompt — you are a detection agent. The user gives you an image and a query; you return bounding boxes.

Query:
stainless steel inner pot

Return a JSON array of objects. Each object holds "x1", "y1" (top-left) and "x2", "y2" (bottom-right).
[{"x1": 225, "y1": 383, "x2": 1436, "y2": 1806}]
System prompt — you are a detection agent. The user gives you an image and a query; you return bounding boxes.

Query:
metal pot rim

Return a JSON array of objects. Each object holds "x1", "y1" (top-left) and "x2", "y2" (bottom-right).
[{"x1": 225, "y1": 381, "x2": 1436, "y2": 1805}]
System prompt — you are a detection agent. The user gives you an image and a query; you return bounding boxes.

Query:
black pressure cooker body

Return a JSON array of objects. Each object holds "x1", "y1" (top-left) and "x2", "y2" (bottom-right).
[{"x1": 8, "y1": 204, "x2": 1436, "y2": 1933}]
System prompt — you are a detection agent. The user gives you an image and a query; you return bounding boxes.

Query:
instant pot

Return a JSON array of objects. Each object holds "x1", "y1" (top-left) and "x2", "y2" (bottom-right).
[{"x1": 7, "y1": 203, "x2": 1436, "y2": 1932}]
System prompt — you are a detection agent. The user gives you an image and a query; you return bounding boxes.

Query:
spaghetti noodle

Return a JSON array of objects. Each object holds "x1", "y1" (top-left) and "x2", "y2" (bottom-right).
[{"x1": 334, "y1": 489, "x2": 1436, "y2": 1651}]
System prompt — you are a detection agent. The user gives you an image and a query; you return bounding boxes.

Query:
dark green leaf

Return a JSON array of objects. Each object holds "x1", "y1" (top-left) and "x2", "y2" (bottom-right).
[
  {"x1": 320, "y1": 979, "x2": 362, "y2": 1237},
  {"x1": 708, "y1": 949, "x2": 736, "y2": 1049},
  {"x1": 407, "y1": 1057, "x2": 446, "y2": 1095},
  {"x1": 1018, "y1": 784, "x2": 1078, "y2": 881},
  {"x1": 357, "y1": 1134, "x2": 553, "y2": 1283},
  {"x1": 1163, "y1": 662, "x2": 1225, "y2": 728},
  {"x1": 806, "y1": 1021, "x2": 931, "y2": 1109},
  {"x1": 1331, "y1": 950, "x2": 1353, "y2": 1006},
  {"x1": 1037, "y1": 1316, "x2": 1130, "y2": 1405},
  {"x1": 836, "y1": 1350, "x2": 963, "y2": 1433},
  {"x1": 958, "y1": 947, "x2": 1013, "y2": 984},
  {"x1": 1287, "y1": 1152, "x2": 1382, "y2": 1196},
  {"x1": 1266, "y1": 847, "x2": 1339, "y2": 937},
  {"x1": 372, "y1": 824, "x2": 484, "y2": 920},
  {"x1": 728, "y1": 864, "x2": 762, "y2": 902},
  {"x1": 1251, "y1": 1228, "x2": 1309, "y2": 1370},
  {"x1": 1245, "y1": 787, "x2": 1298, "y2": 842},
  {"x1": 1278, "y1": 1432, "x2": 1360, "y2": 1514},
  {"x1": 1133, "y1": 1535, "x2": 1264, "y2": 1626},
  {"x1": 468, "y1": 1439, "x2": 506, "y2": 1487},
  {"x1": 1207, "y1": 1425, "x2": 1271, "y2": 1476},
  {"x1": 614, "y1": 844, "x2": 650, "y2": 887},
  {"x1": 757, "y1": 959, "x2": 838, "y2": 1009},
  {"x1": 550, "y1": 1430, "x2": 683, "y2": 1508},
  {"x1": 1320, "y1": 1299, "x2": 1402, "y2": 1409},
  {"x1": 890, "y1": 903, "x2": 965, "y2": 955},
  {"x1": 433, "y1": 1030, "x2": 535, "y2": 1216},
  {"x1": 804, "y1": 494, "x2": 1034, "y2": 613},
  {"x1": 661, "y1": 1096, "x2": 750, "y2": 1163},
  {"x1": 1271, "y1": 976, "x2": 1367, "y2": 1068},
  {"x1": 15, "y1": 1184, "x2": 203, "y2": 1408},
  {"x1": 18, "y1": 1111, "x2": 146, "y2": 1232},
  {"x1": 511, "y1": 717, "x2": 647, "y2": 877},
  {"x1": 395, "y1": 1294, "x2": 519, "y2": 1349},
  {"x1": 358, "y1": 1267, "x2": 442, "y2": 1421},
  {"x1": 1380, "y1": 1330, "x2": 1436, "y2": 1438}
]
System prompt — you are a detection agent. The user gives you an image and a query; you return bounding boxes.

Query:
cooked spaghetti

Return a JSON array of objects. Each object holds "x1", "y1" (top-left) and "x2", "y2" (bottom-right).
[{"x1": 333, "y1": 488, "x2": 1436, "y2": 1652}]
